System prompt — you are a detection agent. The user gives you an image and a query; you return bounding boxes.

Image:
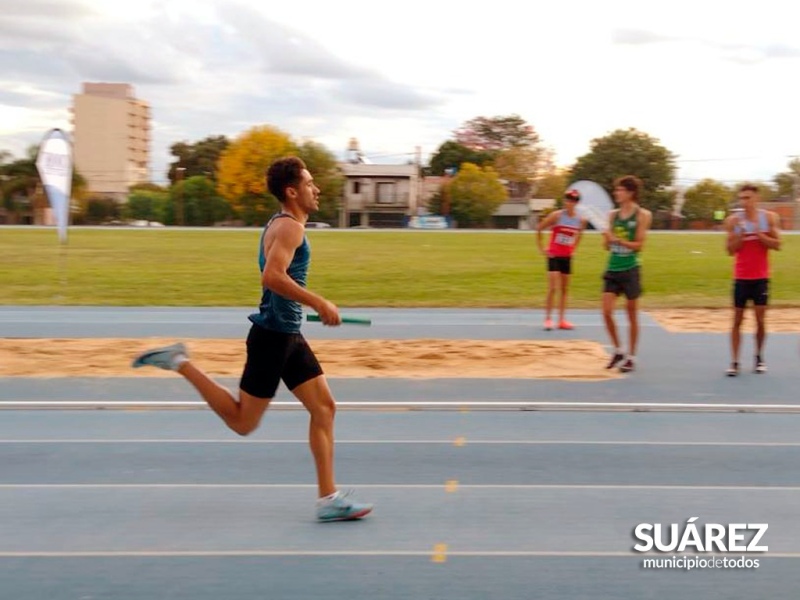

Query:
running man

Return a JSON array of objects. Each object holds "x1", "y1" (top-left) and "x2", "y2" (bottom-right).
[
  {"x1": 536, "y1": 189, "x2": 587, "y2": 330},
  {"x1": 602, "y1": 175, "x2": 652, "y2": 373},
  {"x1": 723, "y1": 183, "x2": 781, "y2": 377},
  {"x1": 132, "y1": 156, "x2": 373, "y2": 522}
]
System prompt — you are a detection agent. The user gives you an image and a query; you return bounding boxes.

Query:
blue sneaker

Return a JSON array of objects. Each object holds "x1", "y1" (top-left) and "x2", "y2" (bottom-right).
[
  {"x1": 131, "y1": 342, "x2": 188, "y2": 371},
  {"x1": 316, "y1": 490, "x2": 373, "y2": 522}
]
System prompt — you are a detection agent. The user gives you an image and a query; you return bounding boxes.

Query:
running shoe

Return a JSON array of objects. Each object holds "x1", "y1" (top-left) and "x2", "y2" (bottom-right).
[
  {"x1": 131, "y1": 342, "x2": 188, "y2": 371},
  {"x1": 317, "y1": 490, "x2": 373, "y2": 522},
  {"x1": 755, "y1": 357, "x2": 767, "y2": 374},
  {"x1": 558, "y1": 320, "x2": 574, "y2": 330},
  {"x1": 619, "y1": 357, "x2": 635, "y2": 373},
  {"x1": 726, "y1": 362, "x2": 739, "y2": 377},
  {"x1": 543, "y1": 318, "x2": 554, "y2": 331},
  {"x1": 606, "y1": 352, "x2": 625, "y2": 370}
]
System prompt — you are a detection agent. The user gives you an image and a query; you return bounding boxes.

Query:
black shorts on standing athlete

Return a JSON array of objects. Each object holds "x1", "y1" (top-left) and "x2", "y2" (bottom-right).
[{"x1": 547, "y1": 256, "x2": 572, "y2": 275}]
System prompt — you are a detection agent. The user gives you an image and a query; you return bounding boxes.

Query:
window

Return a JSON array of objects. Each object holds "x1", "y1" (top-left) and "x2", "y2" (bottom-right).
[
  {"x1": 353, "y1": 181, "x2": 361, "y2": 194},
  {"x1": 376, "y1": 182, "x2": 395, "y2": 204}
]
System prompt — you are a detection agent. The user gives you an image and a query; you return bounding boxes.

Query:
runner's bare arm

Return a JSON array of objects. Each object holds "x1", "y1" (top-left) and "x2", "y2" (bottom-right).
[
  {"x1": 536, "y1": 210, "x2": 560, "y2": 255},
  {"x1": 756, "y1": 211, "x2": 781, "y2": 250},
  {"x1": 724, "y1": 216, "x2": 743, "y2": 255},
  {"x1": 602, "y1": 210, "x2": 618, "y2": 248}
]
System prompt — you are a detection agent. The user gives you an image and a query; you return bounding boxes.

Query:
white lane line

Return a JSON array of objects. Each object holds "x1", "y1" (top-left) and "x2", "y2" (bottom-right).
[
  {"x1": 2, "y1": 483, "x2": 800, "y2": 491},
  {"x1": 2, "y1": 439, "x2": 800, "y2": 447},
  {"x1": 0, "y1": 550, "x2": 791, "y2": 558},
  {"x1": 2, "y1": 400, "x2": 800, "y2": 413}
]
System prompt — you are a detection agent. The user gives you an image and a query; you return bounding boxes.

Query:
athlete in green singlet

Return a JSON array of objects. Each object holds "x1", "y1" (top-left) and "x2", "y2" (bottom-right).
[{"x1": 602, "y1": 175, "x2": 652, "y2": 373}]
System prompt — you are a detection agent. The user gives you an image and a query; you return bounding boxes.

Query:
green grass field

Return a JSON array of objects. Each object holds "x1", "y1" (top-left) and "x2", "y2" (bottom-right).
[{"x1": 1, "y1": 228, "x2": 798, "y2": 308}]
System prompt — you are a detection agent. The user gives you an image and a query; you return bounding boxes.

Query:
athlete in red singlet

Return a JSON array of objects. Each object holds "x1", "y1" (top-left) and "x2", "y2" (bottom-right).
[
  {"x1": 723, "y1": 184, "x2": 781, "y2": 377},
  {"x1": 536, "y1": 190, "x2": 587, "y2": 330}
]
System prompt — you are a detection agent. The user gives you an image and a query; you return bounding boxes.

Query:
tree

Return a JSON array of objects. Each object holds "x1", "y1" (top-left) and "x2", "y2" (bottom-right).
[
  {"x1": 732, "y1": 181, "x2": 776, "y2": 202},
  {"x1": 533, "y1": 170, "x2": 570, "y2": 201},
  {"x1": 124, "y1": 190, "x2": 170, "y2": 223},
  {"x1": 446, "y1": 162, "x2": 508, "y2": 227},
  {"x1": 129, "y1": 182, "x2": 166, "y2": 193},
  {"x1": 167, "y1": 135, "x2": 230, "y2": 184},
  {"x1": 1, "y1": 146, "x2": 87, "y2": 222},
  {"x1": 427, "y1": 140, "x2": 493, "y2": 176},
  {"x1": 171, "y1": 175, "x2": 230, "y2": 226},
  {"x1": 570, "y1": 128, "x2": 677, "y2": 212},
  {"x1": 453, "y1": 115, "x2": 549, "y2": 197},
  {"x1": 681, "y1": 179, "x2": 731, "y2": 221},
  {"x1": 772, "y1": 158, "x2": 800, "y2": 200},
  {"x1": 296, "y1": 140, "x2": 344, "y2": 224},
  {"x1": 455, "y1": 114, "x2": 539, "y2": 151},
  {"x1": 216, "y1": 126, "x2": 297, "y2": 225},
  {"x1": 493, "y1": 146, "x2": 550, "y2": 198}
]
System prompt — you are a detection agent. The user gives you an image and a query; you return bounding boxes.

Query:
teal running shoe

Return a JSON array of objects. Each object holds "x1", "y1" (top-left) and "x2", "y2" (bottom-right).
[
  {"x1": 316, "y1": 490, "x2": 373, "y2": 522},
  {"x1": 131, "y1": 342, "x2": 188, "y2": 371}
]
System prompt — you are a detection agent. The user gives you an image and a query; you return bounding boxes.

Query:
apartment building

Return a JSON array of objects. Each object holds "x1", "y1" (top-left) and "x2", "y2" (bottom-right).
[{"x1": 71, "y1": 83, "x2": 150, "y2": 200}]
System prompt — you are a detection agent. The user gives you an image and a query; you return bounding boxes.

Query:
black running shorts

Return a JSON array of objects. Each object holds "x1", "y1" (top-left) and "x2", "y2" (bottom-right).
[
  {"x1": 733, "y1": 279, "x2": 769, "y2": 309},
  {"x1": 239, "y1": 324, "x2": 323, "y2": 399},
  {"x1": 602, "y1": 267, "x2": 642, "y2": 300},
  {"x1": 547, "y1": 256, "x2": 572, "y2": 275}
]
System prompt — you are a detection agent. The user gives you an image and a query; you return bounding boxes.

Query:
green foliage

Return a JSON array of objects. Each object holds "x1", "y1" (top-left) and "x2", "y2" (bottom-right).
[
  {"x1": 83, "y1": 197, "x2": 121, "y2": 224},
  {"x1": 570, "y1": 128, "x2": 677, "y2": 212},
  {"x1": 171, "y1": 176, "x2": 230, "y2": 226},
  {"x1": 681, "y1": 179, "x2": 732, "y2": 221},
  {"x1": 772, "y1": 159, "x2": 800, "y2": 199},
  {"x1": 129, "y1": 182, "x2": 166, "y2": 194},
  {"x1": 296, "y1": 140, "x2": 344, "y2": 224},
  {"x1": 427, "y1": 140, "x2": 494, "y2": 176},
  {"x1": 168, "y1": 135, "x2": 230, "y2": 184},
  {"x1": 124, "y1": 190, "x2": 170, "y2": 223},
  {"x1": 448, "y1": 163, "x2": 508, "y2": 227}
]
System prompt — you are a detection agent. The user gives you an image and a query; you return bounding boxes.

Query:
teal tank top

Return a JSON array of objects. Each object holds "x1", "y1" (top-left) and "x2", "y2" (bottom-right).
[{"x1": 248, "y1": 213, "x2": 310, "y2": 333}]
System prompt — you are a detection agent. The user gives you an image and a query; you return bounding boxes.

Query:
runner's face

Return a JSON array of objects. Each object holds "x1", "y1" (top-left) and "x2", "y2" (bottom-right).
[
  {"x1": 291, "y1": 169, "x2": 320, "y2": 213},
  {"x1": 738, "y1": 191, "x2": 757, "y2": 209},
  {"x1": 613, "y1": 186, "x2": 633, "y2": 204}
]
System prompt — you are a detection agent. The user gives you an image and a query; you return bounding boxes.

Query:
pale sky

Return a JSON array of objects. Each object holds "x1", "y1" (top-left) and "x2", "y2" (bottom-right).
[{"x1": 1, "y1": 0, "x2": 799, "y2": 187}]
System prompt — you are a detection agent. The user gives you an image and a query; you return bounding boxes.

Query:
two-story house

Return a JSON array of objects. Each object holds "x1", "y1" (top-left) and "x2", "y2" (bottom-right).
[{"x1": 339, "y1": 162, "x2": 419, "y2": 228}]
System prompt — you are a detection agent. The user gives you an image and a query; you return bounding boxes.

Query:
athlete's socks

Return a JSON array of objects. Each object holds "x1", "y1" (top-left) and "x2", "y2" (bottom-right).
[{"x1": 317, "y1": 491, "x2": 339, "y2": 504}]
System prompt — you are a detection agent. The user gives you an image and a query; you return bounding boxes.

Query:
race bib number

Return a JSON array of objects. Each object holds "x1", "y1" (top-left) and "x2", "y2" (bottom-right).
[{"x1": 555, "y1": 232, "x2": 575, "y2": 246}]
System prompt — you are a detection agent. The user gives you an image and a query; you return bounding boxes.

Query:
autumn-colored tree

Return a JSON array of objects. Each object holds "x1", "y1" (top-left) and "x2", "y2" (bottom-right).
[
  {"x1": 533, "y1": 170, "x2": 570, "y2": 203},
  {"x1": 493, "y1": 146, "x2": 552, "y2": 198},
  {"x1": 446, "y1": 163, "x2": 508, "y2": 227},
  {"x1": 216, "y1": 126, "x2": 297, "y2": 225},
  {"x1": 452, "y1": 115, "x2": 549, "y2": 198},
  {"x1": 455, "y1": 114, "x2": 539, "y2": 151}
]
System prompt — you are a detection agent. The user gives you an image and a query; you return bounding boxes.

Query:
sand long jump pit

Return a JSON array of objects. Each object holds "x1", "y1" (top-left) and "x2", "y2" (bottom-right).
[{"x1": 0, "y1": 338, "x2": 619, "y2": 381}]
